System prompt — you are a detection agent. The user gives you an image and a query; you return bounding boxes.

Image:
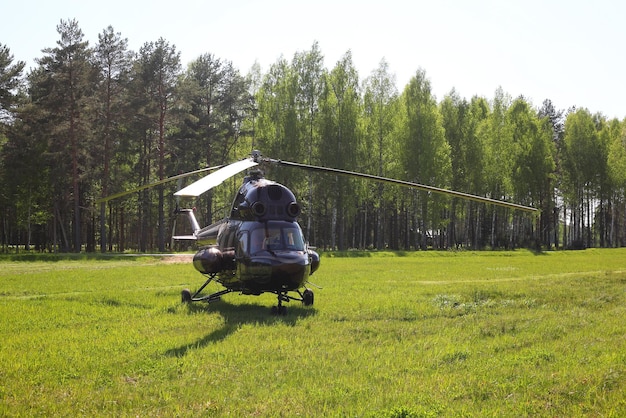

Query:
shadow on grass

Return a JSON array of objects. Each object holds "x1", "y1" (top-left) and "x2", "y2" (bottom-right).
[{"x1": 165, "y1": 301, "x2": 317, "y2": 357}]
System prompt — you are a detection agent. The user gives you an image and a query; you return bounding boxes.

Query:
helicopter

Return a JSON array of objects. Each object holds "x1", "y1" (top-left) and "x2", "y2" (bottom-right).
[
  {"x1": 98, "y1": 150, "x2": 537, "y2": 315},
  {"x1": 173, "y1": 152, "x2": 320, "y2": 315}
]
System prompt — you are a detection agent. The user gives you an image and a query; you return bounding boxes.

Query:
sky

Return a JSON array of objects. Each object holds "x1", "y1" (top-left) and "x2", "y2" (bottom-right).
[{"x1": 2, "y1": 0, "x2": 625, "y2": 119}]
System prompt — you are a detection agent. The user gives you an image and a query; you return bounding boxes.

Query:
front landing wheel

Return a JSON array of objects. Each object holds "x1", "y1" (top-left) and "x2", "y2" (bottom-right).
[
  {"x1": 302, "y1": 289, "x2": 314, "y2": 306},
  {"x1": 181, "y1": 289, "x2": 192, "y2": 303}
]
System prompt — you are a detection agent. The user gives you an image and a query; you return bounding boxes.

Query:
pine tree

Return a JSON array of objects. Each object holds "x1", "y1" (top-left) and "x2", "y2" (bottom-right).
[{"x1": 35, "y1": 19, "x2": 95, "y2": 252}]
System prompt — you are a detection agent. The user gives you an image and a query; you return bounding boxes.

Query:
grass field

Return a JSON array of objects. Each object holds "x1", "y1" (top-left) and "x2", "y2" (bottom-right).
[{"x1": 1, "y1": 249, "x2": 625, "y2": 417}]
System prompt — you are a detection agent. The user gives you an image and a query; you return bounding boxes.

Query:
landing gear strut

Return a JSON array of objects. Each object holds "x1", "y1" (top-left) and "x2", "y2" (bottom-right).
[
  {"x1": 181, "y1": 273, "x2": 232, "y2": 303},
  {"x1": 181, "y1": 275, "x2": 315, "y2": 316},
  {"x1": 270, "y1": 288, "x2": 314, "y2": 315}
]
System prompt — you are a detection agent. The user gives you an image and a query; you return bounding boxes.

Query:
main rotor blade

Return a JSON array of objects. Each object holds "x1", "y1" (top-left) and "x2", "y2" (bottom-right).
[
  {"x1": 272, "y1": 159, "x2": 537, "y2": 213},
  {"x1": 174, "y1": 158, "x2": 258, "y2": 198},
  {"x1": 95, "y1": 165, "x2": 225, "y2": 204}
]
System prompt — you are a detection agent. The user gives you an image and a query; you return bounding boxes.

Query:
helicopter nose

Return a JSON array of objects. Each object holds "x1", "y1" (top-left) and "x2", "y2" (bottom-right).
[
  {"x1": 274, "y1": 259, "x2": 309, "y2": 289},
  {"x1": 248, "y1": 252, "x2": 310, "y2": 289},
  {"x1": 274, "y1": 258, "x2": 308, "y2": 277}
]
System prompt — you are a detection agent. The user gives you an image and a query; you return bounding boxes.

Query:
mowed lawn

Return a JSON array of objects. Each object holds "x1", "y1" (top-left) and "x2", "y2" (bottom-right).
[{"x1": 1, "y1": 249, "x2": 625, "y2": 417}]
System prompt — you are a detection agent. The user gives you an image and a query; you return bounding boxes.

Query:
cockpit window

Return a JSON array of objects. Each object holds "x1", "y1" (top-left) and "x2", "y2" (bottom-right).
[{"x1": 249, "y1": 222, "x2": 305, "y2": 254}]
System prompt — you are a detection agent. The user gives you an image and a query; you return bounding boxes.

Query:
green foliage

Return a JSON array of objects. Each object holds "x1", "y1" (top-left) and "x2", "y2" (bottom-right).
[
  {"x1": 561, "y1": 108, "x2": 611, "y2": 246},
  {"x1": 563, "y1": 109, "x2": 601, "y2": 191},
  {"x1": 507, "y1": 98, "x2": 556, "y2": 206},
  {"x1": 176, "y1": 53, "x2": 251, "y2": 225},
  {"x1": 32, "y1": 19, "x2": 95, "y2": 252},
  {"x1": 397, "y1": 69, "x2": 451, "y2": 249},
  {"x1": 608, "y1": 122, "x2": 626, "y2": 188},
  {"x1": 2, "y1": 249, "x2": 626, "y2": 416},
  {"x1": 0, "y1": 43, "x2": 25, "y2": 115},
  {"x1": 482, "y1": 87, "x2": 513, "y2": 199},
  {"x1": 2, "y1": 19, "x2": 626, "y2": 251}
]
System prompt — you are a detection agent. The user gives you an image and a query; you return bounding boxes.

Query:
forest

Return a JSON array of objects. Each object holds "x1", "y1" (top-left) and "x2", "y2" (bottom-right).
[{"x1": 1, "y1": 19, "x2": 625, "y2": 253}]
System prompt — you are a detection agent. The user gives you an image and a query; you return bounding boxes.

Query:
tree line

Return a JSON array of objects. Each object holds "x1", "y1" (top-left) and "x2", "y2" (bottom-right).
[{"x1": 1, "y1": 19, "x2": 625, "y2": 253}]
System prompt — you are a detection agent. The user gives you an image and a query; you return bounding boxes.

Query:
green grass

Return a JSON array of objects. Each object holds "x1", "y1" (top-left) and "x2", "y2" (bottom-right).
[{"x1": 1, "y1": 249, "x2": 626, "y2": 416}]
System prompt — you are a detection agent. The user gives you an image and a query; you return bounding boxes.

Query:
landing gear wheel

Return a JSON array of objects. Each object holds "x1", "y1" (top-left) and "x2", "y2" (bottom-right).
[
  {"x1": 302, "y1": 289, "x2": 314, "y2": 306},
  {"x1": 181, "y1": 289, "x2": 192, "y2": 303}
]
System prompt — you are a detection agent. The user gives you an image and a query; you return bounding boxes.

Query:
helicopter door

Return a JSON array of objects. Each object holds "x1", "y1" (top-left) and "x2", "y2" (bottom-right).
[{"x1": 237, "y1": 231, "x2": 249, "y2": 257}]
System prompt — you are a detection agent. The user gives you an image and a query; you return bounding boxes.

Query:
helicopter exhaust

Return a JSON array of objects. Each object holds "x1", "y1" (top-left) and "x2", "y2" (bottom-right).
[{"x1": 193, "y1": 246, "x2": 235, "y2": 274}]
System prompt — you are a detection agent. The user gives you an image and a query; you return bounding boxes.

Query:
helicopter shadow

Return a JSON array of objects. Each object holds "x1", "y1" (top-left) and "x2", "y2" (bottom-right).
[{"x1": 165, "y1": 300, "x2": 317, "y2": 357}]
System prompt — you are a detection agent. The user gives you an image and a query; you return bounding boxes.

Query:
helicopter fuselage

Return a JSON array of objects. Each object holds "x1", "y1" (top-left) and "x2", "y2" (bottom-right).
[{"x1": 193, "y1": 219, "x2": 318, "y2": 294}]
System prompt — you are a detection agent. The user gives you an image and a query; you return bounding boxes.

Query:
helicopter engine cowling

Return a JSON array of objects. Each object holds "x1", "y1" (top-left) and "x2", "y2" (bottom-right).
[
  {"x1": 230, "y1": 176, "x2": 301, "y2": 222},
  {"x1": 193, "y1": 246, "x2": 223, "y2": 274}
]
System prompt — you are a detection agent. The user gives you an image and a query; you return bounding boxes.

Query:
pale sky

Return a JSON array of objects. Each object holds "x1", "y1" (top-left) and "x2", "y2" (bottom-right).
[{"x1": 2, "y1": 0, "x2": 625, "y2": 119}]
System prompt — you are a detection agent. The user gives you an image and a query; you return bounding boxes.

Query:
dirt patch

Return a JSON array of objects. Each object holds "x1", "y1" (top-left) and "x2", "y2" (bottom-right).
[{"x1": 158, "y1": 254, "x2": 194, "y2": 264}]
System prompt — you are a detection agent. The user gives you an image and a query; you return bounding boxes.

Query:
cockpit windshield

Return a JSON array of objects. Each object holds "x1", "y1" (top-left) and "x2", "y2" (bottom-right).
[{"x1": 249, "y1": 222, "x2": 305, "y2": 254}]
